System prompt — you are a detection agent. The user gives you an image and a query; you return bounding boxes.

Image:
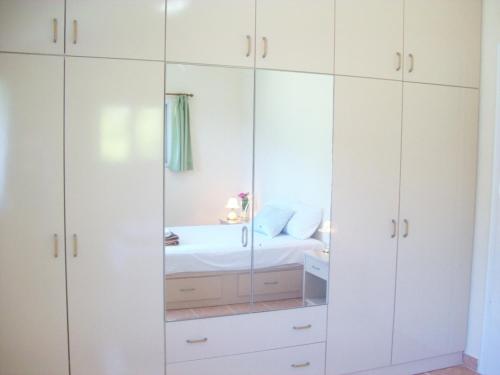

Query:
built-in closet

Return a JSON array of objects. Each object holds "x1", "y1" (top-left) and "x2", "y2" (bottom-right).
[{"x1": 0, "y1": 0, "x2": 482, "y2": 375}]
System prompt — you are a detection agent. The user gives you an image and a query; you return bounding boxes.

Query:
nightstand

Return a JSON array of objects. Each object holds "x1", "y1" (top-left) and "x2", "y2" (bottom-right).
[{"x1": 303, "y1": 250, "x2": 329, "y2": 306}]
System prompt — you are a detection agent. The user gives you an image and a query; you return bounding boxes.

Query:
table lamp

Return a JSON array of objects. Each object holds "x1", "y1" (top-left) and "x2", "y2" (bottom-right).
[{"x1": 225, "y1": 197, "x2": 240, "y2": 221}]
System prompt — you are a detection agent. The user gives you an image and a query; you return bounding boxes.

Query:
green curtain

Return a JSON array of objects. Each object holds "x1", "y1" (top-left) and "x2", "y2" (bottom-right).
[{"x1": 167, "y1": 95, "x2": 193, "y2": 172}]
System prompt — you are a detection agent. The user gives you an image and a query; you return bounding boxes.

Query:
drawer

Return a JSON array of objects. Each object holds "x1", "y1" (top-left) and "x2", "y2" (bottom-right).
[
  {"x1": 238, "y1": 269, "x2": 302, "y2": 296},
  {"x1": 305, "y1": 255, "x2": 329, "y2": 280},
  {"x1": 166, "y1": 305, "x2": 327, "y2": 363},
  {"x1": 167, "y1": 343, "x2": 325, "y2": 375},
  {"x1": 166, "y1": 276, "x2": 222, "y2": 303}
]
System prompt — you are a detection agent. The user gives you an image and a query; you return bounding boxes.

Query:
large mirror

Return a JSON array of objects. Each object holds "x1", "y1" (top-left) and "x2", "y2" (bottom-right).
[{"x1": 164, "y1": 65, "x2": 333, "y2": 322}]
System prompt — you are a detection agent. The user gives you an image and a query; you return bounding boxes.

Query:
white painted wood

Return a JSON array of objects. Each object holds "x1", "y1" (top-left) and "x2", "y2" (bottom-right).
[
  {"x1": 167, "y1": 343, "x2": 325, "y2": 375},
  {"x1": 65, "y1": 57, "x2": 165, "y2": 375},
  {"x1": 340, "y1": 352, "x2": 463, "y2": 375},
  {"x1": 304, "y1": 252, "x2": 329, "y2": 281},
  {"x1": 404, "y1": 0, "x2": 482, "y2": 87},
  {"x1": 66, "y1": 0, "x2": 165, "y2": 60},
  {"x1": 0, "y1": 53, "x2": 68, "y2": 375},
  {"x1": 166, "y1": 0, "x2": 255, "y2": 67},
  {"x1": 0, "y1": 0, "x2": 65, "y2": 54},
  {"x1": 166, "y1": 306, "x2": 327, "y2": 363},
  {"x1": 335, "y1": 0, "x2": 404, "y2": 80},
  {"x1": 393, "y1": 83, "x2": 479, "y2": 364},
  {"x1": 327, "y1": 76, "x2": 403, "y2": 375},
  {"x1": 256, "y1": 0, "x2": 334, "y2": 74}
]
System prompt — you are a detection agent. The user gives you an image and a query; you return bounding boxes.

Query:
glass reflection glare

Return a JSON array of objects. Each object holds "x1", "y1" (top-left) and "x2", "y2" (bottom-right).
[{"x1": 100, "y1": 107, "x2": 131, "y2": 162}]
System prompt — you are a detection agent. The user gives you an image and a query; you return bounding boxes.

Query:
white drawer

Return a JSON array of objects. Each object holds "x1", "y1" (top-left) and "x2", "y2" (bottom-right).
[
  {"x1": 166, "y1": 306, "x2": 327, "y2": 363},
  {"x1": 305, "y1": 255, "x2": 329, "y2": 280},
  {"x1": 238, "y1": 269, "x2": 302, "y2": 296},
  {"x1": 166, "y1": 276, "x2": 222, "y2": 303},
  {"x1": 167, "y1": 343, "x2": 325, "y2": 375}
]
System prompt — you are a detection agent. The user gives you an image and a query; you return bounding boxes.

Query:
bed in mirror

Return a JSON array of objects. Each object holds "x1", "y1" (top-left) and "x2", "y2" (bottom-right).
[{"x1": 164, "y1": 64, "x2": 333, "y2": 322}]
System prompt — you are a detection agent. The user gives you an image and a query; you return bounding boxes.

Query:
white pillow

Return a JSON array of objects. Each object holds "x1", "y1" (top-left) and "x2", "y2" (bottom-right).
[
  {"x1": 253, "y1": 205, "x2": 295, "y2": 238},
  {"x1": 284, "y1": 203, "x2": 323, "y2": 240}
]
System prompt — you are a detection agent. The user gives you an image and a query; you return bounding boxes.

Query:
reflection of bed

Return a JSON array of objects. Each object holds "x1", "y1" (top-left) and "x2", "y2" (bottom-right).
[{"x1": 165, "y1": 224, "x2": 324, "y2": 309}]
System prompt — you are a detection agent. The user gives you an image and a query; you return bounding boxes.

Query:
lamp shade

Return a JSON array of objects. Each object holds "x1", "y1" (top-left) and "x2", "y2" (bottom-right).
[{"x1": 225, "y1": 197, "x2": 239, "y2": 209}]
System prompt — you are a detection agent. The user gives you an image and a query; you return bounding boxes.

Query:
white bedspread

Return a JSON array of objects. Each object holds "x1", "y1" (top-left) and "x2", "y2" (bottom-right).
[{"x1": 165, "y1": 224, "x2": 324, "y2": 275}]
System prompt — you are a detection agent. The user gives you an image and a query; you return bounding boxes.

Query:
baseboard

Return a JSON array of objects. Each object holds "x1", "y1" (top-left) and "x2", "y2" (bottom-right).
[
  {"x1": 342, "y1": 352, "x2": 463, "y2": 375},
  {"x1": 463, "y1": 353, "x2": 478, "y2": 372}
]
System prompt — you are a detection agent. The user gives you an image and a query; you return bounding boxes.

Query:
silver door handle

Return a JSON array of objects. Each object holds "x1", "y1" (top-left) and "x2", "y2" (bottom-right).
[
  {"x1": 53, "y1": 233, "x2": 59, "y2": 258},
  {"x1": 72, "y1": 20, "x2": 78, "y2": 44},
  {"x1": 262, "y1": 36, "x2": 268, "y2": 59},
  {"x1": 52, "y1": 18, "x2": 58, "y2": 43},
  {"x1": 403, "y1": 219, "x2": 409, "y2": 238},
  {"x1": 396, "y1": 52, "x2": 402, "y2": 71},
  {"x1": 291, "y1": 362, "x2": 310, "y2": 368},
  {"x1": 391, "y1": 219, "x2": 397, "y2": 238},
  {"x1": 264, "y1": 281, "x2": 278, "y2": 286},
  {"x1": 179, "y1": 288, "x2": 196, "y2": 292},
  {"x1": 408, "y1": 54, "x2": 414, "y2": 73},
  {"x1": 242, "y1": 226, "x2": 248, "y2": 247},
  {"x1": 246, "y1": 35, "x2": 252, "y2": 57},
  {"x1": 186, "y1": 338, "x2": 208, "y2": 344},
  {"x1": 293, "y1": 324, "x2": 312, "y2": 330},
  {"x1": 73, "y1": 234, "x2": 78, "y2": 257}
]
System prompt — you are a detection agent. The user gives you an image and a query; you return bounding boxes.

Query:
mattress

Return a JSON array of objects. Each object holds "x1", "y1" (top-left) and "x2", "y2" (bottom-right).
[{"x1": 165, "y1": 224, "x2": 324, "y2": 275}]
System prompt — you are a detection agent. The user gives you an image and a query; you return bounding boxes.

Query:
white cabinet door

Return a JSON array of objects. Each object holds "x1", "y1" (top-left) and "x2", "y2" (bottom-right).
[
  {"x1": 166, "y1": 0, "x2": 255, "y2": 68},
  {"x1": 0, "y1": 53, "x2": 68, "y2": 375},
  {"x1": 0, "y1": 0, "x2": 64, "y2": 54},
  {"x1": 256, "y1": 0, "x2": 334, "y2": 74},
  {"x1": 65, "y1": 57, "x2": 164, "y2": 375},
  {"x1": 66, "y1": 0, "x2": 165, "y2": 60},
  {"x1": 335, "y1": 0, "x2": 403, "y2": 80},
  {"x1": 393, "y1": 83, "x2": 478, "y2": 364},
  {"x1": 404, "y1": 0, "x2": 481, "y2": 88},
  {"x1": 327, "y1": 77, "x2": 402, "y2": 375}
]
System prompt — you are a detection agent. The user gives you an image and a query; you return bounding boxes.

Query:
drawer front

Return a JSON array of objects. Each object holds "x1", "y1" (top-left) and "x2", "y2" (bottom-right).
[
  {"x1": 166, "y1": 276, "x2": 222, "y2": 303},
  {"x1": 166, "y1": 305, "x2": 327, "y2": 363},
  {"x1": 305, "y1": 256, "x2": 328, "y2": 280},
  {"x1": 167, "y1": 343, "x2": 325, "y2": 375},
  {"x1": 238, "y1": 269, "x2": 302, "y2": 296}
]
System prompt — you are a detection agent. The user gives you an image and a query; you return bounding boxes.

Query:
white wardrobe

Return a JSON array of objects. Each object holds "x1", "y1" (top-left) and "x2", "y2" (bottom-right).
[{"x1": 0, "y1": 0, "x2": 482, "y2": 375}]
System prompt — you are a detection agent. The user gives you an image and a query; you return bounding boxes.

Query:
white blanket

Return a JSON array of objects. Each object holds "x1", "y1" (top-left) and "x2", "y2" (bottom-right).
[{"x1": 165, "y1": 224, "x2": 324, "y2": 275}]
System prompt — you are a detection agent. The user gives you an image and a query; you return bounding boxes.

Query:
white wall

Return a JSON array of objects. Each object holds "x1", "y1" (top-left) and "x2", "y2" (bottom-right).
[
  {"x1": 254, "y1": 70, "x2": 334, "y2": 235},
  {"x1": 466, "y1": 0, "x2": 500, "y2": 362},
  {"x1": 164, "y1": 64, "x2": 253, "y2": 227}
]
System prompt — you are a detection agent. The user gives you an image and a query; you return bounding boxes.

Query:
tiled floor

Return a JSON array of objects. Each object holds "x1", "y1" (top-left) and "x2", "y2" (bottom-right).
[
  {"x1": 166, "y1": 297, "x2": 304, "y2": 321},
  {"x1": 422, "y1": 366, "x2": 478, "y2": 374}
]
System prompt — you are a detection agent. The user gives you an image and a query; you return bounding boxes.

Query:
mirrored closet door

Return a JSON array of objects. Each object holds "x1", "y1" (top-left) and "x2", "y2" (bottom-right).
[
  {"x1": 252, "y1": 70, "x2": 333, "y2": 313},
  {"x1": 164, "y1": 64, "x2": 255, "y2": 321}
]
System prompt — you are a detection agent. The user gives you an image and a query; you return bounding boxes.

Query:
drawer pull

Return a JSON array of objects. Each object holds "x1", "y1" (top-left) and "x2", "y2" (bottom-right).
[
  {"x1": 291, "y1": 362, "x2": 310, "y2": 368},
  {"x1": 179, "y1": 288, "x2": 196, "y2": 292},
  {"x1": 293, "y1": 324, "x2": 312, "y2": 330},
  {"x1": 264, "y1": 281, "x2": 278, "y2": 286},
  {"x1": 311, "y1": 265, "x2": 321, "y2": 271},
  {"x1": 186, "y1": 338, "x2": 208, "y2": 344}
]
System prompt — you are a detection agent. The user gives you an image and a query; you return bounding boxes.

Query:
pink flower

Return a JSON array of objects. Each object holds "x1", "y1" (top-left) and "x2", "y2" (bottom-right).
[{"x1": 238, "y1": 192, "x2": 249, "y2": 199}]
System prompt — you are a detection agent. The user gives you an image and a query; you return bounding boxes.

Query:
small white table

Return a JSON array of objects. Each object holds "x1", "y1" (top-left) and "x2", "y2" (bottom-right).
[{"x1": 303, "y1": 250, "x2": 330, "y2": 306}]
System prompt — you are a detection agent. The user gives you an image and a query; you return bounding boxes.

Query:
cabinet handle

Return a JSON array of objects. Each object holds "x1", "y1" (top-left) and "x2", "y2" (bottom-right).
[
  {"x1": 53, "y1": 233, "x2": 59, "y2": 258},
  {"x1": 408, "y1": 53, "x2": 414, "y2": 73},
  {"x1": 291, "y1": 362, "x2": 310, "y2": 368},
  {"x1": 179, "y1": 288, "x2": 196, "y2": 292},
  {"x1": 403, "y1": 219, "x2": 409, "y2": 238},
  {"x1": 246, "y1": 35, "x2": 252, "y2": 57},
  {"x1": 72, "y1": 20, "x2": 78, "y2": 44},
  {"x1": 264, "y1": 281, "x2": 278, "y2": 286},
  {"x1": 311, "y1": 265, "x2": 321, "y2": 271},
  {"x1": 186, "y1": 338, "x2": 208, "y2": 344},
  {"x1": 391, "y1": 219, "x2": 397, "y2": 238},
  {"x1": 262, "y1": 36, "x2": 268, "y2": 59},
  {"x1": 241, "y1": 226, "x2": 248, "y2": 247},
  {"x1": 396, "y1": 52, "x2": 402, "y2": 71},
  {"x1": 73, "y1": 234, "x2": 78, "y2": 257},
  {"x1": 52, "y1": 18, "x2": 58, "y2": 43},
  {"x1": 293, "y1": 324, "x2": 312, "y2": 330}
]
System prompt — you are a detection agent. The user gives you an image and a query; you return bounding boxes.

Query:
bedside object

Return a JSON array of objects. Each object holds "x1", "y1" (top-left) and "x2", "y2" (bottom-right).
[
  {"x1": 303, "y1": 250, "x2": 329, "y2": 306},
  {"x1": 219, "y1": 217, "x2": 242, "y2": 225},
  {"x1": 225, "y1": 197, "x2": 239, "y2": 221}
]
